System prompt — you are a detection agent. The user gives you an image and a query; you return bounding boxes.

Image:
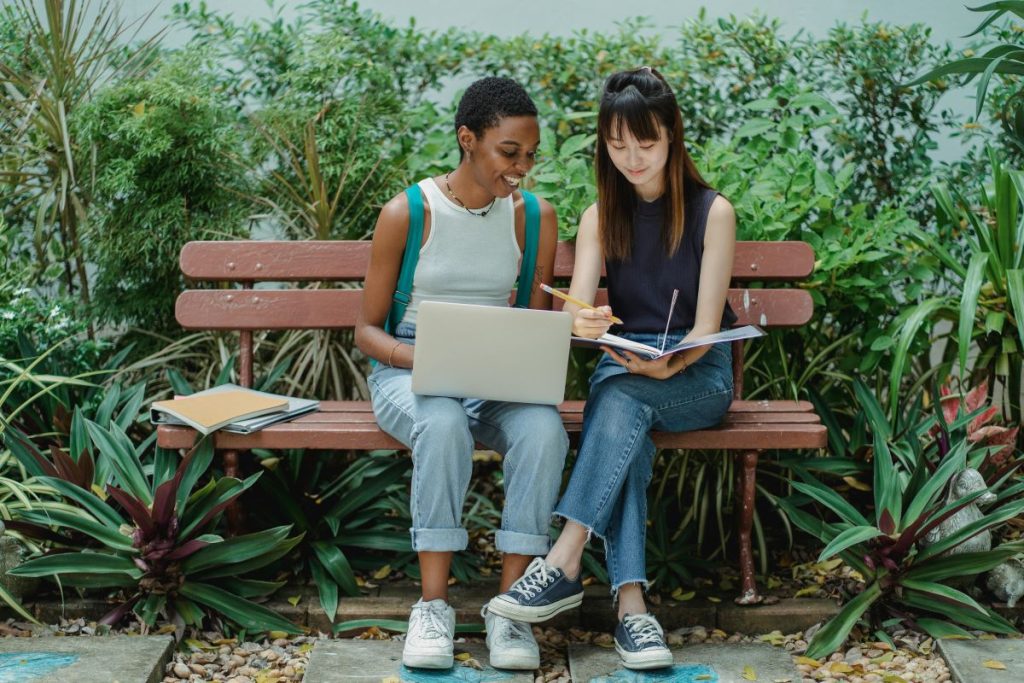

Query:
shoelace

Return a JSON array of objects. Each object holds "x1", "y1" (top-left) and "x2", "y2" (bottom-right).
[
  {"x1": 623, "y1": 613, "x2": 665, "y2": 647},
  {"x1": 509, "y1": 558, "x2": 555, "y2": 600},
  {"x1": 497, "y1": 617, "x2": 532, "y2": 642},
  {"x1": 411, "y1": 602, "x2": 451, "y2": 641}
]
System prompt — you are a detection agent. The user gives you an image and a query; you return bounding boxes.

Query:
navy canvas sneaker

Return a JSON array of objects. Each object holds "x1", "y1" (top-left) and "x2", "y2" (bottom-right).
[
  {"x1": 486, "y1": 557, "x2": 584, "y2": 623},
  {"x1": 614, "y1": 613, "x2": 674, "y2": 670}
]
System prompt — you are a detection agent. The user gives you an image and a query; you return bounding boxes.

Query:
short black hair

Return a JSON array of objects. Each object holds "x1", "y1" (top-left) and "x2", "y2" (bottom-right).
[{"x1": 454, "y1": 77, "x2": 538, "y2": 158}]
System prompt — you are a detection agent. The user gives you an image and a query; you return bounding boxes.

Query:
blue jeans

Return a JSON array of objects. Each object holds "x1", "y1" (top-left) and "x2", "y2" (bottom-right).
[
  {"x1": 554, "y1": 330, "x2": 734, "y2": 593},
  {"x1": 368, "y1": 322, "x2": 569, "y2": 555}
]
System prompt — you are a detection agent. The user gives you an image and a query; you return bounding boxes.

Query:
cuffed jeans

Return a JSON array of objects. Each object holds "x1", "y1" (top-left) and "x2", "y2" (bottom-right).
[
  {"x1": 554, "y1": 330, "x2": 734, "y2": 593},
  {"x1": 368, "y1": 322, "x2": 569, "y2": 556}
]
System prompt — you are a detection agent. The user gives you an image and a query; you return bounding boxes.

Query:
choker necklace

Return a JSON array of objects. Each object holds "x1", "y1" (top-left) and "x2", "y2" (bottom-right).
[{"x1": 445, "y1": 172, "x2": 496, "y2": 217}]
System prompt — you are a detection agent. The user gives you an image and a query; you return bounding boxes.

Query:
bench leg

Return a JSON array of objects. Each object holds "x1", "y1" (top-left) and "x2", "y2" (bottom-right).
[
  {"x1": 735, "y1": 449, "x2": 763, "y2": 605},
  {"x1": 222, "y1": 449, "x2": 245, "y2": 535}
]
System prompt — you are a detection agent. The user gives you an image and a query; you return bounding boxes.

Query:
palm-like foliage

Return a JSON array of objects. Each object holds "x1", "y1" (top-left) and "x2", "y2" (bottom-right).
[
  {"x1": 776, "y1": 380, "x2": 1024, "y2": 658},
  {"x1": 7, "y1": 422, "x2": 302, "y2": 634}
]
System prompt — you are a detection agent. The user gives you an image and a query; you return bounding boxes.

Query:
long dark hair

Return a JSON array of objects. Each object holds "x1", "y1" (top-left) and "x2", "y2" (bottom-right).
[{"x1": 595, "y1": 67, "x2": 711, "y2": 261}]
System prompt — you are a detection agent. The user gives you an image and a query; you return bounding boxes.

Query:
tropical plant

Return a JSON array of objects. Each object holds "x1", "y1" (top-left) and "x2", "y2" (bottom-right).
[
  {"x1": 6, "y1": 422, "x2": 303, "y2": 634},
  {"x1": 908, "y1": 1, "x2": 1024, "y2": 152},
  {"x1": 891, "y1": 150, "x2": 1024, "y2": 424},
  {"x1": 0, "y1": 0, "x2": 160, "y2": 324},
  {"x1": 244, "y1": 449, "x2": 414, "y2": 623},
  {"x1": 775, "y1": 380, "x2": 1024, "y2": 658}
]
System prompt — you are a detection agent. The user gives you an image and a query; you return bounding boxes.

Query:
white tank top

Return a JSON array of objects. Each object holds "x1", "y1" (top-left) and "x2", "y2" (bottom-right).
[{"x1": 400, "y1": 177, "x2": 521, "y2": 326}]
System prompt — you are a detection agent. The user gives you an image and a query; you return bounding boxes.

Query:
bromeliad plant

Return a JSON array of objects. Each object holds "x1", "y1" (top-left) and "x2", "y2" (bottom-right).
[
  {"x1": 6, "y1": 420, "x2": 303, "y2": 634},
  {"x1": 776, "y1": 380, "x2": 1024, "y2": 658}
]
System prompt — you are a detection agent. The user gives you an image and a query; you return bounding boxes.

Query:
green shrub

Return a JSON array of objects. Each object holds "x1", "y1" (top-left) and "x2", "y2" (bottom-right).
[{"x1": 78, "y1": 52, "x2": 251, "y2": 332}]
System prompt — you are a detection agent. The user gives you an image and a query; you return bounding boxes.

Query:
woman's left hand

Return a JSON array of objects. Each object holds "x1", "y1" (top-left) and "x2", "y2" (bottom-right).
[{"x1": 602, "y1": 346, "x2": 681, "y2": 380}]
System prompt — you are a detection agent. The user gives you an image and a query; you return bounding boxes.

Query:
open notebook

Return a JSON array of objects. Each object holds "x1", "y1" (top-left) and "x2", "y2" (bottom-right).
[{"x1": 573, "y1": 324, "x2": 766, "y2": 360}]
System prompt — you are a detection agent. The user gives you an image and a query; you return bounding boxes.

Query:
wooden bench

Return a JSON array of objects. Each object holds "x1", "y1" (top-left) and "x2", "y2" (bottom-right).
[{"x1": 156, "y1": 240, "x2": 827, "y2": 605}]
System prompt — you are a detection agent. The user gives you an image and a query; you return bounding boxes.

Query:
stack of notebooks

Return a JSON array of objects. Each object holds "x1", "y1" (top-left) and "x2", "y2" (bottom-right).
[{"x1": 150, "y1": 384, "x2": 319, "y2": 435}]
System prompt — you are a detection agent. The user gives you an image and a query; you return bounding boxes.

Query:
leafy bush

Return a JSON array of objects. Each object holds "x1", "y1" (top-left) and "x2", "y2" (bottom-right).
[{"x1": 78, "y1": 53, "x2": 251, "y2": 332}]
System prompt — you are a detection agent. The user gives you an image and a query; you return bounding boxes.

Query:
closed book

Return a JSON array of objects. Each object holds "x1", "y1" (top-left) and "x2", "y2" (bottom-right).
[
  {"x1": 151, "y1": 390, "x2": 288, "y2": 436},
  {"x1": 150, "y1": 384, "x2": 320, "y2": 434}
]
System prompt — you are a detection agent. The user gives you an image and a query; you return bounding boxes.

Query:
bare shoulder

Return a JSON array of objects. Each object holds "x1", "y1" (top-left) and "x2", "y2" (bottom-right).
[
  {"x1": 577, "y1": 202, "x2": 599, "y2": 239},
  {"x1": 708, "y1": 194, "x2": 736, "y2": 225},
  {"x1": 374, "y1": 190, "x2": 413, "y2": 241}
]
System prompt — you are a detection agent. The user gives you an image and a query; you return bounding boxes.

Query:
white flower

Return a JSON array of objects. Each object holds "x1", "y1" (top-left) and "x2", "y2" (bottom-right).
[{"x1": 0, "y1": 310, "x2": 14, "y2": 320}]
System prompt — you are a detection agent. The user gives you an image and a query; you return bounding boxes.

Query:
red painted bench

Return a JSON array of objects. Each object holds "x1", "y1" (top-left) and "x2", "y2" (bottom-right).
[{"x1": 156, "y1": 240, "x2": 826, "y2": 604}]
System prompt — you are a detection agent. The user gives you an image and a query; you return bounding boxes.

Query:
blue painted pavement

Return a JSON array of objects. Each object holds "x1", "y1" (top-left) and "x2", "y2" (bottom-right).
[
  {"x1": 590, "y1": 663, "x2": 718, "y2": 682},
  {"x1": 0, "y1": 652, "x2": 79, "y2": 682},
  {"x1": 399, "y1": 664, "x2": 515, "y2": 682}
]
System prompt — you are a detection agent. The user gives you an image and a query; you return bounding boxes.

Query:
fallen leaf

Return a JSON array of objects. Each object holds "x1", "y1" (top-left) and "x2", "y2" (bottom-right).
[
  {"x1": 454, "y1": 652, "x2": 472, "y2": 661},
  {"x1": 298, "y1": 643, "x2": 314, "y2": 654},
  {"x1": 381, "y1": 678, "x2": 401, "y2": 683},
  {"x1": 373, "y1": 564, "x2": 392, "y2": 580},
  {"x1": 882, "y1": 676, "x2": 908, "y2": 683},
  {"x1": 268, "y1": 630, "x2": 289, "y2": 640},
  {"x1": 712, "y1": 629, "x2": 728, "y2": 638},
  {"x1": 155, "y1": 624, "x2": 176, "y2": 634},
  {"x1": 870, "y1": 653, "x2": 894, "y2": 664},
  {"x1": 793, "y1": 656, "x2": 821, "y2": 666},
  {"x1": 742, "y1": 664, "x2": 757, "y2": 680},
  {"x1": 671, "y1": 588, "x2": 696, "y2": 601},
  {"x1": 287, "y1": 595, "x2": 301, "y2": 607},
  {"x1": 213, "y1": 638, "x2": 237, "y2": 645},
  {"x1": 979, "y1": 634, "x2": 997, "y2": 640},
  {"x1": 766, "y1": 576, "x2": 783, "y2": 589},
  {"x1": 794, "y1": 586, "x2": 819, "y2": 598},
  {"x1": 707, "y1": 596, "x2": 722, "y2": 603},
  {"x1": 831, "y1": 662, "x2": 854, "y2": 673},
  {"x1": 132, "y1": 102, "x2": 146, "y2": 117},
  {"x1": 695, "y1": 676, "x2": 713, "y2": 681},
  {"x1": 843, "y1": 475, "x2": 871, "y2": 491},
  {"x1": 983, "y1": 660, "x2": 1007, "y2": 670},
  {"x1": 184, "y1": 638, "x2": 216, "y2": 651}
]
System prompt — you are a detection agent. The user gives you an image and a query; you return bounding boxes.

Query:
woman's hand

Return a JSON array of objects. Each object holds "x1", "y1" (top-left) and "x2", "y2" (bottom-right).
[
  {"x1": 602, "y1": 346, "x2": 684, "y2": 380},
  {"x1": 573, "y1": 306, "x2": 615, "y2": 338}
]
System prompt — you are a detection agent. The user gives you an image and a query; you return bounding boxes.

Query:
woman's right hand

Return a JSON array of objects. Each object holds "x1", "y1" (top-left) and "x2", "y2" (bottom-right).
[{"x1": 572, "y1": 306, "x2": 615, "y2": 338}]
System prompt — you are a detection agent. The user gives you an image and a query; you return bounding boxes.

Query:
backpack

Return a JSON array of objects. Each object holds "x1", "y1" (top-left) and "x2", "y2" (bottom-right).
[{"x1": 382, "y1": 184, "x2": 541, "y2": 335}]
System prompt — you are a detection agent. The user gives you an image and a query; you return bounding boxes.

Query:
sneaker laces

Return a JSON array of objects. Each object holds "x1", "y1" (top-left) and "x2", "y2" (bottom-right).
[
  {"x1": 410, "y1": 601, "x2": 452, "y2": 641},
  {"x1": 623, "y1": 613, "x2": 665, "y2": 647},
  {"x1": 482, "y1": 606, "x2": 534, "y2": 645},
  {"x1": 507, "y1": 558, "x2": 556, "y2": 600}
]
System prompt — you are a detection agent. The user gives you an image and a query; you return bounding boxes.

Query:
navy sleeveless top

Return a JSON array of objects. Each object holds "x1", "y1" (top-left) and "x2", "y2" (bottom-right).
[{"x1": 605, "y1": 182, "x2": 737, "y2": 333}]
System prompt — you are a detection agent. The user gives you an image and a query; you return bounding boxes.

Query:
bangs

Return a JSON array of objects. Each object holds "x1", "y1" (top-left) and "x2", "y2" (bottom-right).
[{"x1": 599, "y1": 87, "x2": 662, "y2": 142}]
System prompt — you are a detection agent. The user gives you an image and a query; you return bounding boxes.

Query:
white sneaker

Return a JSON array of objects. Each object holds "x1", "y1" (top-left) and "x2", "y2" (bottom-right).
[
  {"x1": 482, "y1": 605, "x2": 540, "y2": 670},
  {"x1": 403, "y1": 598, "x2": 455, "y2": 669}
]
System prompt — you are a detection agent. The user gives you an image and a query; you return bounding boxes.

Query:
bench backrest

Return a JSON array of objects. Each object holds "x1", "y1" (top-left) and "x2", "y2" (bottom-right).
[{"x1": 175, "y1": 241, "x2": 815, "y2": 395}]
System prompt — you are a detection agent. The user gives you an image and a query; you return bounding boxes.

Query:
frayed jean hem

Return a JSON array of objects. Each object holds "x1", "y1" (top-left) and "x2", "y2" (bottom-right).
[{"x1": 410, "y1": 527, "x2": 469, "y2": 552}]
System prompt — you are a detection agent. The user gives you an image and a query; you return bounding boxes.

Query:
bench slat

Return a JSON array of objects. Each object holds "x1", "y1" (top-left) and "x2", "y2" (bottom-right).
[
  {"x1": 283, "y1": 410, "x2": 820, "y2": 426},
  {"x1": 175, "y1": 288, "x2": 813, "y2": 330},
  {"x1": 181, "y1": 241, "x2": 814, "y2": 282},
  {"x1": 157, "y1": 420, "x2": 826, "y2": 450},
  {"x1": 308, "y1": 399, "x2": 817, "y2": 414}
]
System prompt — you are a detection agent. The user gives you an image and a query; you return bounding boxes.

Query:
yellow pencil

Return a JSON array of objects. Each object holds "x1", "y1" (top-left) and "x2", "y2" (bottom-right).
[{"x1": 540, "y1": 283, "x2": 624, "y2": 325}]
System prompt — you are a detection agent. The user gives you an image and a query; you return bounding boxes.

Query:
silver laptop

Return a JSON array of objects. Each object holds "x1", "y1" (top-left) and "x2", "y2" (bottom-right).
[{"x1": 412, "y1": 301, "x2": 572, "y2": 405}]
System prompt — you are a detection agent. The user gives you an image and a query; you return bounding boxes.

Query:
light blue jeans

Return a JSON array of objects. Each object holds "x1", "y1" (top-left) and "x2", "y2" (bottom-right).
[
  {"x1": 554, "y1": 330, "x2": 734, "y2": 593},
  {"x1": 368, "y1": 322, "x2": 569, "y2": 556}
]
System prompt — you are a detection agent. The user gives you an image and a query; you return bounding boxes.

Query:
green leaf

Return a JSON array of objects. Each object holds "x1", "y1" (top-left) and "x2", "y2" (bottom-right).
[
  {"x1": 310, "y1": 557, "x2": 339, "y2": 623},
  {"x1": 311, "y1": 542, "x2": 361, "y2": 598},
  {"x1": 0, "y1": 582, "x2": 41, "y2": 624},
  {"x1": 805, "y1": 580, "x2": 883, "y2": 659},
  {"x1": 9, "y1": 552, "x2": 142, "y2": 578},
  {"x1": 889, "y1": 298, "x2": 949, "y2": 416},
  {"x1": 904, "y1": 442, "x2": 967, "y2": 525},
  {"x1": 84, "y1": 420, "x2": 151, "y2": 505},
  {"x1": 904, "y1": 541, "x2": 1024, "y2": 582},
  {"x1": 177, "y1": 437, "x2": 215, "y2": 512},
  {"x1": 36, "y1": 476, "x2": 124, "y2": 529},
  {"x1": 735, "y1": 119, "x2": 774, "y2": 138},
  {"x1": 915, "y1": 618, "x2": 975, "y2": 640},
  {"x1": 959, "y1": 253, "x2": 989, "y2": 377},
  {"x1": 917, "y1": 498, "x2": 1024, "y2": 561},
  {"x1": 179, "y1": 473, "x2": 260, "y2": 539},
  {"x1": 901, "y1": 578, "x2": 987, "y2": 613},
  {"x1": 182, "y1": 525, "x2": 293, "y2": 575},
  {"x1": 1007, "y1": 270, "x2": 1024, "y2": 352},
  {"x1": 872, "y1": 440, "x2": 901, "y2": 533},
  {"x1": 559, "y1": 133, "x2": 595, "y2": 157},
  {"x1": 791, "y1": 480, "x2": 870, "y2": 528},
  {"x1": 193, "y1": 531, "x2": 303, "y2": 579},
  {"x1": 16, "y1": 509, "x2": 134, "y2": 551},
  {"x1": 818, "y1": 525, "x2": 881, "y2": 562},
  {"x1": 230, "y1": 579, "x2": 287, "y2": 599},
  {"x1": 180, "y1": 581, "x2": 301, "y2": 634}
]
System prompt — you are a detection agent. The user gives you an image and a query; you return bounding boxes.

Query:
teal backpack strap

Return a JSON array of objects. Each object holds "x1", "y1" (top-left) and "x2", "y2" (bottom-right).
[
  {"x1": 514, "y1": 190, "x2": 541, "y2": 308},
  {"x1": 383, "y1": 185, "x2": 425, "y2": 335}
]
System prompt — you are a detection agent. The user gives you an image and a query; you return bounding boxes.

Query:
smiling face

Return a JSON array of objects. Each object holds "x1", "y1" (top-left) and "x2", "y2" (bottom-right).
[
  {"x1": 605, "y1": 116, "x2": 671, "y2": 200},
  {"x1": 459, "y1": 115, "x2": 540, "y2": 198}
]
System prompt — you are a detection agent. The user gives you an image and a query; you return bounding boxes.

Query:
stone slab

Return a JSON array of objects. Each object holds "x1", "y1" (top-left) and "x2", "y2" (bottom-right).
[
  {"x1": 569, "y1": 642, "x2": 800, "y2": 683},
  {"x1": 937, "y1": 637, "x2": 1024, "y2": 683},
  {"x1": 0, "y1": 634, "x2": 174, "y2": 683},
  {"x1": 304, "y1": 640, "x2": 533, "y2": 683},
  {"x1": 716, "y1": 599, "x2": 838, "y2": 634}
]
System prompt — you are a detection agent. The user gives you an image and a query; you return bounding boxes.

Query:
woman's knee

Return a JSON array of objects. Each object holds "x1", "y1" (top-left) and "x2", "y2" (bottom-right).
[{"x1": 409, "y1": 398, "x2": 472, "y2": 450}]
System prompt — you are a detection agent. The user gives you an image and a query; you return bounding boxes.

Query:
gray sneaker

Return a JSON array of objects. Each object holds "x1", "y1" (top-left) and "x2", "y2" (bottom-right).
[
  {"x1": 486, "y1": 557, "x2": 584, "y2": 623},
  {"x1": 403, "y1": 598, "x2": 455, "y2": 669},
  {"x1": 482, "y1": 605, "x2": 540, "y2": 670},
  {"x1": 614, "y1": 613, "x2": 673, "y2": 670}
]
